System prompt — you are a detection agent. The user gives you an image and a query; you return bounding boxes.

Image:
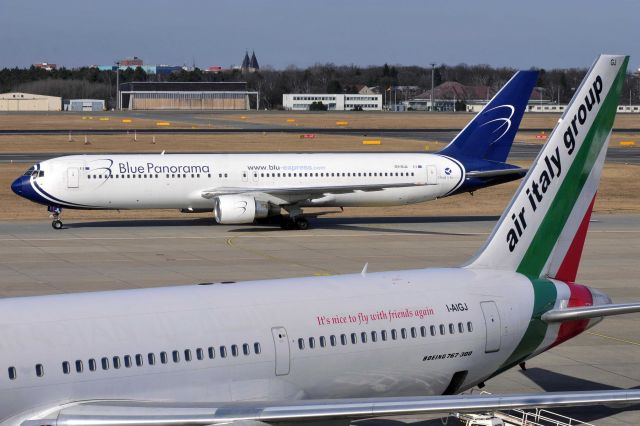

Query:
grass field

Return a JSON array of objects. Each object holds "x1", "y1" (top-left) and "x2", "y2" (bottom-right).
[{"x1": 1, "y1": 111, "x2": 640, "y2": 130}]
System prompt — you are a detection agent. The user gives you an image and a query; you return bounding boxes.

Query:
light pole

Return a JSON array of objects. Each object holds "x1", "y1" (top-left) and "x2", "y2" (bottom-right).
[
  {"x1": 430, "y1": 63, "x2": 436, "y2": 112},
  {"x1": 115, "y1": 61, "x2": 120, "y2": 110}
]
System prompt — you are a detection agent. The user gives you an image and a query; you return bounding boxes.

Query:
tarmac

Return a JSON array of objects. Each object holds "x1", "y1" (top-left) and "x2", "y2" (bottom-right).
[{"x1": 0, "y1": 214, "x2": 639, "y2": 425}]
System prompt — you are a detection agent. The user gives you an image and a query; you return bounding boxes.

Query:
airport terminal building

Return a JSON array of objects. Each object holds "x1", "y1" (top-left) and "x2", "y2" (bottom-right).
[
  {"x1": 119, "y1": 82, "x2": 258, "y2": 110},
  {"x1": 282, "y1": 94, "x2": 382, "y2": 111}
]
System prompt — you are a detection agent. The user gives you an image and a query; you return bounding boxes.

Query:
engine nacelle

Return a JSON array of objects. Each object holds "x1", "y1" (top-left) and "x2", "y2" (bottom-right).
[{"x1": 213, "y1": 195, "x2": 279, "y2": 224}]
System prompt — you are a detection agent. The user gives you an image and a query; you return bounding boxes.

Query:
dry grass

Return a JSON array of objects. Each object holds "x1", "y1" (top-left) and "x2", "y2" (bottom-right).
[
  {"x1": 0, "y1": 134, "x2": 446, "y2": 153},
  {"x1": 2, "y1": 111, "x2": 639, "y2": 130}
]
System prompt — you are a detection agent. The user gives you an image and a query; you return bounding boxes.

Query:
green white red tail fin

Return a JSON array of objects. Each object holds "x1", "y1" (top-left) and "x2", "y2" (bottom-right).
[{"x1": 467, "y1": 54, "x2": 629, "y2": 279}]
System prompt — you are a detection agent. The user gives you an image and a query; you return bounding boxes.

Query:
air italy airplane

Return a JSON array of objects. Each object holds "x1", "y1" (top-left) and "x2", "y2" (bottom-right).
[
  {"x1": 11, "y1": 71, "x2": 538, "y2": 230},
  {"x1": 2, "y1": 55, "x2": 640, "y2": 426}
]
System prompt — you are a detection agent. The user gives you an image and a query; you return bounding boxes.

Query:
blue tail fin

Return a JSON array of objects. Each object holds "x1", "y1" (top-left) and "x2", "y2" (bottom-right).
[{"x1": 438, "y1": 70, "x2": 538, "y2": 163}]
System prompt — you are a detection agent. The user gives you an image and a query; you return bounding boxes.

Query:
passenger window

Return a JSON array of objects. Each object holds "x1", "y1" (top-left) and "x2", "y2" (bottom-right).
[
  {"x1": 449, "y1": 323, "x2": 455, "y2": 334},
  {"x1": 430, "y1": 325, "x2": 436, "y2": 336},
  {"x1": 185, "y1": 349, "x2": 193, "y2": 361},
  {"x1": 420, "y1": 326, "x2": 427, "y2": 337},
  {"x1": 35, "y1": 364, "x2": 44, "y2": 377},
  {"x1": 350, "y1": 333, "x2": 358, "y2": 344},
  {"x1": 101, "y1": 357, "x2": 109, "y2": 370},
  {"x1": 401, "y1": 328, "x2": 407, "y2": 339},
  {"x1": 298, "y1": 338, "x2": 305, "y2": 350},
  {"x1": 220, "y1": 346, "x2": 227, "y2": 358},
  {"x1": 160, "y1": 352, "x2": 168, "y2": 364},
  {"x1": 62, "y1": 361, "x2": 71, "y2": 374},
  {"x1": 319, "y1": 336, "x2": 326, "y2": 348},
  {"x1": 113, "y1": 356, "x2": 121, "y2": 369},
  {"x1": 135, "y1": 354, "x2": 144, "y2": 366},
  {"x1": 467, "y1": 321, "x2": 473, "y2": 332},
  {"x1": 391, "y1": 329, "x2": 398, "y2": 340},
  {"x1": 124, "y1": 355, "x2": 132, "y2": 368},
  {"x1": 308, "y1": 338, "x2": 315, "y2": 349},
  {"x1": 340, "y1": 334, "x2": 347, "y2": 345},
  {"x1": 381, "y1": 330, "x2": 388, "y2": 341},
  {"x1": 196, "y1": 348, "x2": 204, "y2": 360},
  {"x1": 361, "y1": 332, "x2": 368, "y2": 343},
  {"x1": 330, "y1": 335, "x2": 337, "y2": 346},
  {"x1": 254, "y1": 342, "x2": 261, "y2": 354},
  {"x1": 439, "y1": 324, "x2": 446, "y2": 335},
  {"x1": 75, "y1": 360, "x2": 83, "y2": 373},
  {"x1": 172, "y1": 350, "x2": 180, "y2": 363},
  {"x1": 88, "y1": 359, "x2": 97, "y2": 371},
  {"x1": 148, "y1": 353, "x2": 155, "y2": 365},
  {"x1": 458, "y1": 322, "x2": 464, "y2": 333},
  {"x1": 8, "y1": 366, "x2": 16, "y2": 380},
  {"x1": 242, "y1": 343, "x2": 250, "y2": 355},
  {"x1": 208, "y1": 347, "x2": 215, "y2": 359},
  {"x1": 411, "y1": 327, "x2": 417, "y2": 338},
  {"x1": 371, "y1": 331, "x2": 378, "y2": 342}
]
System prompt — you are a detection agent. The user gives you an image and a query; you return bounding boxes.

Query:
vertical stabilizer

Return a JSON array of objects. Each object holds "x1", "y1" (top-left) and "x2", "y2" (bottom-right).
[
  {"x1": 467, "y1": 55, "x2": 628, "y2": 279},
  {"x1": 438, "y1": 70, "x2": 538, "y2": 163}
]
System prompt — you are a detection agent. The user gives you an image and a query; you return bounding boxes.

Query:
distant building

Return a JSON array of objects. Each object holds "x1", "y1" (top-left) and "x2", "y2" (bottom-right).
[
  {"x1": 119, "y1": 57, "x2": 144, "y2": 67},
  {"x1": 65, "y1": 99, "x2": 105, "y2": 112},
  {"x1": 118, "y1": 81, "x2": 258, "y2": 110},
  {"x1": 0, "y1": 92, "x2": 61, "y2": 111},
  {"x1": 33, "y1": 62, "x2": 57, "y2": 71},
  {"x1": 95, "y1": 64, "x2": 182, "y2": 75},
  {"x1": 205, "y1": 66, "x2": 224, "y2": 73},
  {"x1": 283, "y1": 94, "x2": 382, "y2": 111},
  {"x1": 241, "y1": 50, "x2": 259, "y2": 73}
]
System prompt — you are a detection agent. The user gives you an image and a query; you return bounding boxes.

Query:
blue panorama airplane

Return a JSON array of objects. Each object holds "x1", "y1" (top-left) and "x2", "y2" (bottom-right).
[
  {"x1": 11, "y1": 71, "x2": 538, "y2": 230},
  {"x1": 1, "y1": 55, "x2": 640, "y2": 425}
]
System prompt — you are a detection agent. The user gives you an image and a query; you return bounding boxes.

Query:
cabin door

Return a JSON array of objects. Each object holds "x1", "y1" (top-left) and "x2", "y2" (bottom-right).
[
  {"x1": 271, "y1": 326, "x2": 290, "y2": 376},
  {"x1": 481, "y1": 301, "x2": 501, "y2": 353},
  {"x1": 67, "y1": 167, "x2": 80, "y2": 188},
  {"x1": 426, "y1": 165, "x2": 437, "y2": 185}
]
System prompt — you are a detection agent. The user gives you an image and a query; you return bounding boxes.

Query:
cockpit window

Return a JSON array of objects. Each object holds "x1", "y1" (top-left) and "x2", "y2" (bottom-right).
[{"x1": 22, "y1": 166, "x2": 43, "y2": 177}]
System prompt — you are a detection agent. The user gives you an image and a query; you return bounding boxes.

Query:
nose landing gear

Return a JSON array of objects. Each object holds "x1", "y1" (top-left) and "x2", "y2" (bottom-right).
[{"x1": 48, "y1": 206, "x2": 63, "y2": 230}]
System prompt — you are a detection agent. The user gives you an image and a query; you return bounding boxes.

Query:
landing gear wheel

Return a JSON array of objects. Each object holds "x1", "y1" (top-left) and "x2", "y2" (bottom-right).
[
  {"x1": 52, "y1": 219, "x2": 63, "y2": 230},
  {"x1": 294, "y1": 217, "x2": 309, "y2": 230}
]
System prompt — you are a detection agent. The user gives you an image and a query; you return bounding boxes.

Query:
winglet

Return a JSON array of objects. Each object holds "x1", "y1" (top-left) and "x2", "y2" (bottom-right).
[{"x1": 361, "y1": 263, "x2": 368, "y2": 277}]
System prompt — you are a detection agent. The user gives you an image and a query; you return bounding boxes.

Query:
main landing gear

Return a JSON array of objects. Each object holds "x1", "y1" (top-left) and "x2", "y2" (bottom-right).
[
  {"x1": 280, "y1": 206, "x2": 309, "y2": 230},
  {"x1": 48, "y1": 206, "x2": 63, "y2": 230}
]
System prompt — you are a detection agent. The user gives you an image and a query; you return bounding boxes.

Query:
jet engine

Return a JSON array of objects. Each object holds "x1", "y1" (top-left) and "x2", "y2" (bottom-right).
[{"x1": 213, "y1": 195, "x2": 280, "y2": 224}]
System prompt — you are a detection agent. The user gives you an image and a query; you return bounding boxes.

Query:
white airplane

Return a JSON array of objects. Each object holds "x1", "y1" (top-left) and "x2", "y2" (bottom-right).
[
  {"x1": 2, "y1": 55, "x2": 640, "y2": 426},
  {"x1": 11, "y1": 71, "x2": 539, "y2": 230}
]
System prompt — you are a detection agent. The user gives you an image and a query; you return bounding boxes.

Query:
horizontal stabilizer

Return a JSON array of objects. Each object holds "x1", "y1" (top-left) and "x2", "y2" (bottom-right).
[
  {"x1": 542, "y1": 302, "x2": 640, "y2": 322},
  {"x1": 465, "y1": 168, "x2": 528, "y2": 179}
]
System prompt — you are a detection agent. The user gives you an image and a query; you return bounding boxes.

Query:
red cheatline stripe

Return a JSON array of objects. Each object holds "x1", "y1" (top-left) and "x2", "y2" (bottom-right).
[
  {"x1": 552, "y1": 194, "x2": 597, "y2": 282},
  {"x1": 550, "y1": 283, "x2": 593, "y2": 349}
]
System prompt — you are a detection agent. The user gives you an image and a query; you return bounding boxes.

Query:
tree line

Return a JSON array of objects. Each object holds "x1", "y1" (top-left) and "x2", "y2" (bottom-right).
[{"x1": 1, "y1": 63, "x2": 638, "y2": 109}]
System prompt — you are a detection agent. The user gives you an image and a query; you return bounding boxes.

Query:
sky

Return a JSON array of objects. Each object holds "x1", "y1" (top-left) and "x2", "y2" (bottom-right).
[{"x1": 1, "y1": 0, "x2": 639, "y2": 71}]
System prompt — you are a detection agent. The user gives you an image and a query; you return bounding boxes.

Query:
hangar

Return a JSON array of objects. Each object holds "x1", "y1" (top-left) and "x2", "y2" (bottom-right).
[
  {"x1": 0, "y1": 92, "x2": 61, "y2": 111},
  {"x1": 118, "y1": 82, "x2": 258, "y2": 110}
]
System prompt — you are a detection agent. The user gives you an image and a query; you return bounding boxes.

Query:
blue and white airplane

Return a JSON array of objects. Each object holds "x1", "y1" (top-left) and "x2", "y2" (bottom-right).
[
  {"x1": 12, "y1": 71, "x2": 538, "y2": 230},
  {"x1": 1, "y1": 55, "x2": 640, "y2": 426}
]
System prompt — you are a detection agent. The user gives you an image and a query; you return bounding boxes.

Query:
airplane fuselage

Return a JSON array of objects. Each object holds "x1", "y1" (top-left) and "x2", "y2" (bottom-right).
[
  {"x1": 0, "y1": 267, "x2": 602, "y2": 424},
  {"x1": 12, "y1": 153, "x2": 465, "y2": 211}
]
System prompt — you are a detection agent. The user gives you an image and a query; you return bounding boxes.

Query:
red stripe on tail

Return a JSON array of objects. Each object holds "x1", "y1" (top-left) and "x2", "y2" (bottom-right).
[{"x1": 553, "y1": 194, "x2": 597, "y2": 282}]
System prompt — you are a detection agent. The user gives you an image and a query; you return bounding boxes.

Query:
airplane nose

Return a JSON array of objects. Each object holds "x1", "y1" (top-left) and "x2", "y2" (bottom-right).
[{"x1": 11, "y1": 176, "x2": 26, "y2": 196}]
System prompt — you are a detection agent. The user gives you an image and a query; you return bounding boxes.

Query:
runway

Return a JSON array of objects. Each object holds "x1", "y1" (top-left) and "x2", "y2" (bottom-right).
[{"x1": 0, "y1": 214, "x2": 639, "y2": 424}]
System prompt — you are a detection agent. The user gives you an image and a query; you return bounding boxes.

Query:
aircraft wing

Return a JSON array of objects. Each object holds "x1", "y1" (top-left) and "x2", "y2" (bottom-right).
[
  {"x1": 35, "y1": 389, "x2": 640, "y2": 426},
  {"x1": 200, "y1": 182, "x2": 425, "y2": 201},
  {"x1": 542, "y1": 302, "x2": 640, "y2": 322}
]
